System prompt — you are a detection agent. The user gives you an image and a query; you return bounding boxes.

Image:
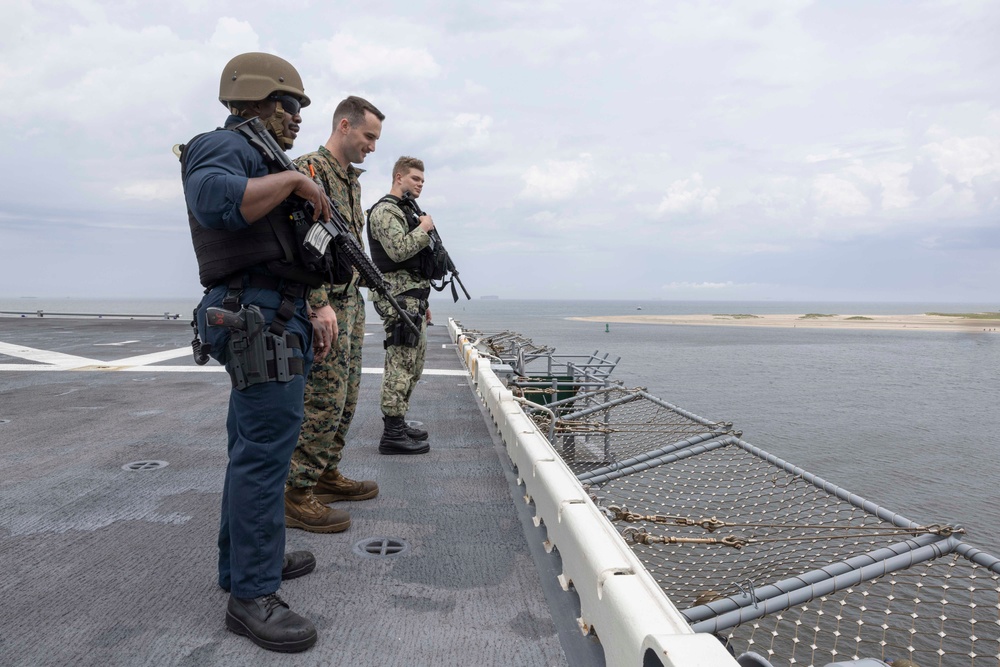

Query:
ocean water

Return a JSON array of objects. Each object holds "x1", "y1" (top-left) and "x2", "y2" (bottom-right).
[
  {"x1": 430, "y1": 298, "x2": 1000, "y2": 555},
  {"x1": 3, "y1": 296, "x2": 999, "y2": 553}
]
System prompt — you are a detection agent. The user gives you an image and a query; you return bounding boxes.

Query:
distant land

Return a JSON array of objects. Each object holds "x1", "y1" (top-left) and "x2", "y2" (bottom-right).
[{"x1": 570, "y1": 312, "x2": 1000, "y2": 332}]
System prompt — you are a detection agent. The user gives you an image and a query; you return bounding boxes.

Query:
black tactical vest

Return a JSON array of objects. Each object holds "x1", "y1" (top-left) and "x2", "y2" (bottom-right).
[
  {"x1": 366, "y1": 195, "x2": 434, "y2": 277},
  {"x1": 181, "y1": 129, "x2": 333, "y2": 289}
]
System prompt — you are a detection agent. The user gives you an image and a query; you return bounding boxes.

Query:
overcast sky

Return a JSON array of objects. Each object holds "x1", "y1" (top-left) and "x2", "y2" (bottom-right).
[{"x1": 2, "y1": 0, "x2": 998, "y2": 302}]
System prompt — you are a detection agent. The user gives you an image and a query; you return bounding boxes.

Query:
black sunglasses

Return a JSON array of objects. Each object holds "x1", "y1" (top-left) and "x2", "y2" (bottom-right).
[{"x1": 269, "y1": 94, "x2": 301, "y2": 115}]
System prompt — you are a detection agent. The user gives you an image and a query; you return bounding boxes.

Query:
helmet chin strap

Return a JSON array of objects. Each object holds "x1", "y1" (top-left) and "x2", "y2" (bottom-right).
[
  {"x1": 225, "y1": 100, "x2": 294, "y2": 149},
  {"x1": 266, "y1": 104, "x2": 294, "y2": 150}
]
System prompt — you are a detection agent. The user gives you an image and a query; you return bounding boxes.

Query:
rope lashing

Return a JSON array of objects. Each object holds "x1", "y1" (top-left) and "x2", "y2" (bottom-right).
[
  {"x1": 610, "y1": 506, "x2": 962, "y2": 549},
  {"x1": 622, "y1": 527, "x2": 749, "y2": 549}
]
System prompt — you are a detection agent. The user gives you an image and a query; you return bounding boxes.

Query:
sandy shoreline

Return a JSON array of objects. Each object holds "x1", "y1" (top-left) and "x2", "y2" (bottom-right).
[{"x1": 568, "y1": 313, "x2": 1000, "y2": 332}]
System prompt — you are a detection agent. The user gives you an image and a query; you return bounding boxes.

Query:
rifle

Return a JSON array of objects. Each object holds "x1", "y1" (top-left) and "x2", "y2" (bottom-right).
[
  {"x1": 231, "y1": 117, "x2": 419, "y2": 337},
  {"x1": 400, "y1": 191, "x2": 471, "y2": 302}
]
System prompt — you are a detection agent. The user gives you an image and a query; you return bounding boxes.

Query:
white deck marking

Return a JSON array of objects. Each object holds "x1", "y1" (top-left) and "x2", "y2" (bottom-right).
[
  {"x1": 0, "y1": 341, "x2": 101, "y2": 368},
  {"x1": 93, "y1": 340, "x2": 140, "y2": 346},
  {"x1": 113, "y1": 348, "x2": 194, "y2": 366},
  {"x1": 360, "y1": 367, "x2": 466, "y2": 376},
  {"x1": 119, "y1": 365, "x2": 225, "y2": 373},
  {"x1": 0, "y1": 365, "x2": 66, "y2": 372},
  {"x1": 0, "y1": 340, "x2": 466, "y2": 375}
]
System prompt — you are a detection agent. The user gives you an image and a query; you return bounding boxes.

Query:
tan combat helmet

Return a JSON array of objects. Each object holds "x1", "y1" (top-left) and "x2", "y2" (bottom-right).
[{"x1": 218, "y1": 52, "x2": 311, "y2": 108}]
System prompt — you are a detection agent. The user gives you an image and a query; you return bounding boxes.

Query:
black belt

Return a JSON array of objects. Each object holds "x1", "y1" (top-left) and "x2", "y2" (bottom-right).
[
  {"x1": 219, "y1": 272, "x2": 308, "y2": 336},
  {"x1": 399, "y1": 287, "x2": 431, "y2": 301},
  {"x1": 222, "y1": 273, "x2": 308, "y2": 299}
]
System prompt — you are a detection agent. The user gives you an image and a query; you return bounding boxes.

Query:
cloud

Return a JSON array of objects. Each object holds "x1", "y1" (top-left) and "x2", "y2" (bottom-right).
[
  {"x1": 2, "y1": 11, "x2": 249, "y2": 158},
  {"x1": 1, "y1": 1, "x2": 998, "y2": 301},
  {"x1": 113, "y1": 180, "x2": 183, "y2": 202},
  {"x1": 662, "y1": 281, "x2": 742, "y2": 291},
  {"x1": 527, "y1": 211, "x2": 556, "y2": 223},
  {"x1": 815, "y1": 160, "x2": 917, "y2": 214},
  {"x1": 517, "y1": 209, "x2": 583, "y2": 234},
  {"x1": 519, "y1": 155, "x2": 592, "y2": 201},
  {"x1": 922, "y1": 131, "x2": 999, "y2": 185},
  {"x1": 811, "y1": 173, "x2": 872, "y2": 218},
  {"x1": 463, "y1": 80, "x2": 490, "y2": 96},
  {"x1": 643, "y1": 1, "x2": 824, "y2": 89},
  {"x1": 452, "y1": 113, "x2": 493, "y2": 149},
  {"x1": 753, "y1": 179, "x2": 806, "y2": 220},
  {"x1": 301, "y1": 34, "x2": 440, "y2": 84},
  {"x1": 208, "y1": 17, "x2": 259, "y2": 52},
  {"x1": 453, "y1": 21, "x2": 588, "y2": 66},
  {"x1": 659, "y1": 281, "x2": 768, "y2": 296},
  {"x1": 397, "y1": 112, "x2": 498, "y2": 162},
  {"x1": 805, "y1": 148, "x2": 855, "y2": 163},
  {"x1": 656, "y1": 174, "x2": 721, "y2": 216},
  {"x1": 925, "y1": 182, "x2": 979, "y2": 215},
  {"x1": 866, "y1": 162, "x2": 916, "y2": 211}
]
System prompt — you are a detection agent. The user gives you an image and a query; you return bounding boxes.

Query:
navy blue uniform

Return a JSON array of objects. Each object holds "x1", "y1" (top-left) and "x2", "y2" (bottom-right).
[{"x1": 184, "y1": 116, "x2": 313, "y2": 598}]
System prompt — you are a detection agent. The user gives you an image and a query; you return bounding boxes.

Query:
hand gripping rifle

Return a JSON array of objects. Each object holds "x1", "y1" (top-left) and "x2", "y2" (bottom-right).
[
  {"x1": 400, "y1": 191, "x2": 471, "y2": 302},
  {"x1": 231, "y1": 117, "x2": 419, "y2": 337}
]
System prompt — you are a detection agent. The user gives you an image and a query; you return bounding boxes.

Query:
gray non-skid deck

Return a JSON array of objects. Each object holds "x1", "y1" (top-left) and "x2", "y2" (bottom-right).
[{"x1": 0, "y1": 317, "x2": 596, "y2": 666}]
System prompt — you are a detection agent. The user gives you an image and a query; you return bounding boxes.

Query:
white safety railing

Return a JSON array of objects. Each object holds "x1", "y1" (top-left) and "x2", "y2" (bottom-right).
[{"x1": 449, "y1": 319, "x2": 738, "y2": 667}]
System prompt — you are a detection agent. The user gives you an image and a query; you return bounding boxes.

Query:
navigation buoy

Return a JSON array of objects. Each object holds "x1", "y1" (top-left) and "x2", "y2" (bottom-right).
[{"x1": 605, "y1": 323, "x2": 610, "y2": 333}]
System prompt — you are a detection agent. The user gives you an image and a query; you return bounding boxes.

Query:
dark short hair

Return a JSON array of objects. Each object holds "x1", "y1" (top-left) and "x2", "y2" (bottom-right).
[
  {"x1": 333, "y1": 96, "x2": 385, "y2": 127},
  {"x1": 393, "y1": 156, "x2": 424, "y2": 178}
]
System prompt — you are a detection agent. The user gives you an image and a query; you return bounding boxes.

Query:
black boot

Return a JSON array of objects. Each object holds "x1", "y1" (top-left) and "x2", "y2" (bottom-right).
[
  {"x1": 404, "y1": 419, "x2": 429, "y2": 441},
  {"x1": 226, "y1": 593, "x2": 317, "y2": 653},
  {"x1": 379, "y1": 415, "x2": 430, "y2": 455}
]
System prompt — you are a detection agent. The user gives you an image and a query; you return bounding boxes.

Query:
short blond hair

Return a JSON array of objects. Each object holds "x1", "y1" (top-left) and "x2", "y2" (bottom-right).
[{"x1": 392, "y1": 156, "x2": 424, "y2": 178}]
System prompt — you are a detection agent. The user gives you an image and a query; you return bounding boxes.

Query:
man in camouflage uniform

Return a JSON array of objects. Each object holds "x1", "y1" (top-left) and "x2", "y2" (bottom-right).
[
  {"x1": 367, "y1": 157, "x2": 435, "y2": 455},
  {"x1": 285, "y1": 97, "x2": 385, "y2": 532}
]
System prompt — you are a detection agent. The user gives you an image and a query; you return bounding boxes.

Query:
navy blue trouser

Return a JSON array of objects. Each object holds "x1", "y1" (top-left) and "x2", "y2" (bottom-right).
[{"x1": 197, "y1": 284, "x2": 313, "y2": 598}]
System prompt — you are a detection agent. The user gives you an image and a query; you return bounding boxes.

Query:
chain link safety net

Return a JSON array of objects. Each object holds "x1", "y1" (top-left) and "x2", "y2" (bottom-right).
[{"x1": 459, "y1": 325, "x2": 1000, "y2": 667}]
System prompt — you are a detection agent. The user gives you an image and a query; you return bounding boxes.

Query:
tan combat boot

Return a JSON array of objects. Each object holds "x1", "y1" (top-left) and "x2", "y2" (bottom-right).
[
  {"x1": 285, "y1": 487, "x2": 351, "y2": 533},
  {"x1": 313, "y1": 469, "x2": 379, "y2": 503}
]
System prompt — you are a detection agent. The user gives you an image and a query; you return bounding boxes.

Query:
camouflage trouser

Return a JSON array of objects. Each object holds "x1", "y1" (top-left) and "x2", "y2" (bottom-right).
[
  {"x1": 287, "y1": 286, "x2": 364, "y2": 489},
  {"x1": 374, "y1": 294, "x2": 426, "y2": 418}
]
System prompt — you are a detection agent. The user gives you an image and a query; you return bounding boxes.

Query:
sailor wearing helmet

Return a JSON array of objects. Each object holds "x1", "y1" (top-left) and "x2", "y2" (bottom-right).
[{"x1": 179, "y1": 52, "x2": 334, "y2": 653}]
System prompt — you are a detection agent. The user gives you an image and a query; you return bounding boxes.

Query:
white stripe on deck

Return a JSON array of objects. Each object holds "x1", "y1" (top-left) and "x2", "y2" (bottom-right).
[
  {"x1": 0, "y1": 341, "x2": 101, "y2": 368},
  {"x1": 361, "y1": 367, "x2": 466, "y2": 376},
  {"x1": 0, "y1": 341, "x2": 466, "y2": 375},
  {"x1": 113, "y1": 348, "x2": 196, "y2": 366}
]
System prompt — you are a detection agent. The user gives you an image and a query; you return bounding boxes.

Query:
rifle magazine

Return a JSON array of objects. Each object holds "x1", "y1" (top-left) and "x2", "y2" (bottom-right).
[{"x1": 304, "y1": 224, "x2": 332, "y2": 257}]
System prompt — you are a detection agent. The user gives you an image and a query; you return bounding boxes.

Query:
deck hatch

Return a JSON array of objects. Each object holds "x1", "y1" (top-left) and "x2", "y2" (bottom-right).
[
  {"x1": 121, "y1": 460, "x2": 169, "y2": 471},
  {"x1": 353, "y1": 537, "x2": 410, "y2": 559}
]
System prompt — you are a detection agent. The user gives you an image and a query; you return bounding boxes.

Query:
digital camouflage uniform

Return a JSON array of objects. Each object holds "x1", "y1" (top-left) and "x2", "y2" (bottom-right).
[
  {"x1": 287, "y1": 146, "x2": 366, "y2": 489},
  {"x1": 367, "y1": 199, "x2": 430, "y2": 418}
]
